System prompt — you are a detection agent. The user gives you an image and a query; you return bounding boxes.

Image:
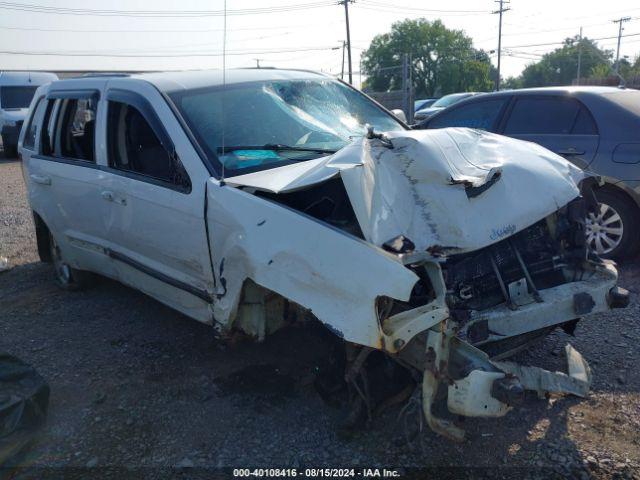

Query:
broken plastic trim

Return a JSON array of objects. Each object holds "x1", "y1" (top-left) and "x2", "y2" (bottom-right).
[{"x1": 420, "y1": 322, "x2": 594, "y2": 441}]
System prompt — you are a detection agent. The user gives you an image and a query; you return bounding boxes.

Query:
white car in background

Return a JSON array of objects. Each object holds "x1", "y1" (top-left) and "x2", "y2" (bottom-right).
[
  {"x1": 0, "y1": 71, "x2": 58, "y2": 157},
  {"x1": 18, "y1": 69, "x2": 628, "y2": 440}
]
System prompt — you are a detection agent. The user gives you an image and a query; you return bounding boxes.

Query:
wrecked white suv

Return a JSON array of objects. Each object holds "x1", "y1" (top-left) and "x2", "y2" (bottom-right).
[{"x1": 19, "y1": 70, "x2": 628, "y2": 440}]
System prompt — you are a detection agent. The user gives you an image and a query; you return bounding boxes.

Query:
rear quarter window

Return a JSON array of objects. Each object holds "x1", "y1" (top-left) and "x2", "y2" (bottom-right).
[
  {"x1": 22, "y1": 97, "x2": 47, "y2": 150},
  {"x1": 503, "y1": 96, "x2": 597, "y2": 135}
]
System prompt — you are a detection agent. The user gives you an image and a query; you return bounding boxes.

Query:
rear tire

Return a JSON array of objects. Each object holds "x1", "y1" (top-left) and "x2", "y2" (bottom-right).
[
  {"x1": 2, "y1": 139, "x2": 17, "y2": 158},
  {"x1": 48, "y1": 233, "x2": 93, "y2": 291},
  {"x1": 588, "y1": 188, "x2": 640, "y2": 261}
]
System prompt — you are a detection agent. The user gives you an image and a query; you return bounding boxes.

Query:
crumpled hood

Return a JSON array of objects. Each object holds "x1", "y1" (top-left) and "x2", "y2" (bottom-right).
[{"x1": 226, "y1": 128, "x2": 586, "y2": 254}]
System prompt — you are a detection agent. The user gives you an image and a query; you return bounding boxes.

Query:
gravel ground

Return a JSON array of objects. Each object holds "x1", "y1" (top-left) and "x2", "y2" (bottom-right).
[{"x1": 1, "y1": 157, "x2": 639, "y2": 479}]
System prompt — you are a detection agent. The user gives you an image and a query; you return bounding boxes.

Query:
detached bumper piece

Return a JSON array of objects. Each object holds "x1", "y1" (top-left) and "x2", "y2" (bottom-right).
[
  {"x1": 608, "y1": 286, "x2": 630, "y2": 309},
  {"x1": 420, "y1": 325, "x2": 592, "y2": 442}
]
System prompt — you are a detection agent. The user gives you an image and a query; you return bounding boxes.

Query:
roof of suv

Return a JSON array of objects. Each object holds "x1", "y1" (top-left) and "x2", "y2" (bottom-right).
[
  {"x1": 43, "y1": 68, "x2": 333, "y2": 95},
  {"x1": 133, "y1": 68, "x2": 331, "y2": 93}
]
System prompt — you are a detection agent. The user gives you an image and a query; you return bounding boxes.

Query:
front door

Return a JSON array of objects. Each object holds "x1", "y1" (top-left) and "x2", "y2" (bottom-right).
[{"x1": 101, "y1": 81, "x2": 215, "y2": 323}]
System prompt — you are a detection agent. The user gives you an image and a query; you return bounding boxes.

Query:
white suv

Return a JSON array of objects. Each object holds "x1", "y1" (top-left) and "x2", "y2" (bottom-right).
[{"x1": 18, "y1": 69, "x2": 628, "y2": 440}]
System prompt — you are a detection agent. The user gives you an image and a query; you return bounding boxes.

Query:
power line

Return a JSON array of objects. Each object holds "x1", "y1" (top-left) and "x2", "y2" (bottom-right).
[
  {"x1": 0, "y1": 22, "x2": 323, "y2": 34},
  {"x1": 0, "y1": 45, "x2": 340, "y2": 57},
  {"x1": 504, "y1": 32, "x2": 640, "y2": 49},
  {"x1": 355, "y1": 4, "x2": 489, "y2": 17},
  {"x1": 357, "y1": 0, "x2": 489, "y2": 14},
  {"x1": 499, "y1": 20, "x2": 614, "y2": 38},
  {"x1": 0, "y1": 1, "x2": 336, "y2": 17}
]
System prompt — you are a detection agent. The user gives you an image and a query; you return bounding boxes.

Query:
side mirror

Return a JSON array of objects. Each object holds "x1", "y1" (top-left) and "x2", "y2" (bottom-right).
[{"x1": 391, "y1": 109, "x2": 407, "y2": 123}]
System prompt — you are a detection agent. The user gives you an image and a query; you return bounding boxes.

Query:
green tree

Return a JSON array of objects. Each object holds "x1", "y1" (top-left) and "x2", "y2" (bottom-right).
[
  {"x1": 620, "y1": 55, "x2": 640, "y2": 78},
  {"x1": 361, "y1": 19, "x2": 493, "y2": 96},
  {"x1": 519, "y1": 36, "x2": 612, "y2": 87},
  {"x1": 502, "y1": 76, "x2": 523, "y2": 90}
]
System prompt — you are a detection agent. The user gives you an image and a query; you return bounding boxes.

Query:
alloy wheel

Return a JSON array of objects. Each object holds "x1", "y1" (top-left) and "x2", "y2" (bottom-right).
[
  {"x1": 586, "y1": 203, "x2": 624, "y2": 256},
  {"x1": 50, "y1": 235, "x2": 72, "y2": 285}
]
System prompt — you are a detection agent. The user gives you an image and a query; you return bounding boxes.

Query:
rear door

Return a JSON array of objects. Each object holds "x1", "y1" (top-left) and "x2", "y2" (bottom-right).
[
  {"x1": 499, "y1": 94, "x2": 600, "y2": 168},
  {"x1": 101, "y1": 79, "x2": 215, "y2": 323},
  {"x1": 25, "y1": 86, "x2": 117, "y2": 278}
]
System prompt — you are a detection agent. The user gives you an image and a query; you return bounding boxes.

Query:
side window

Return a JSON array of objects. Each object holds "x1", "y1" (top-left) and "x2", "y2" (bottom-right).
[
  {"x1": 503, "y1": 97, "x2": 591, "y2": 135},
  {"x1": 428, "y1": 99, "x2": 508, "y2": 131},
  {"x1": 23, "y1": 97, "x2": 47, "y2": 150},
  {"x1": 40, "y1": 97, "x2": 96, "y2": 160},
  {"x1": 57, "y1": 98, "x2": 97, "y2": 162},
  {"x1": 572, "y1": 107, "x2": 598, "y2": 134},
  {"x1": 107, "y1": 101, "x2": 190, "y2": 191},
  {"x1": 40, "y1": 99, "x2": 60, "y2": 156}
]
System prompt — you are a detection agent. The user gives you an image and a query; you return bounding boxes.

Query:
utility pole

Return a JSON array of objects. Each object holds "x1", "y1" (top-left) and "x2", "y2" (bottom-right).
[
  {"x1": 339, "y1": 0, "x2": 354, "y2": 84},
  {"x1": 341, "y1": 41, "x2": 346, "y2": 80},
  {"x1": 492, "y1": 0, "x2": 510, "y2": 91},
  {"x1": 613, "y1": 16, "x2": 631, "y2": 74},
  {"x1": 402, "y1": 53, "x2": 411, "y2": 123},
  {"x1": 576, "y1": 27, "x2": 583, "y2": 85}
]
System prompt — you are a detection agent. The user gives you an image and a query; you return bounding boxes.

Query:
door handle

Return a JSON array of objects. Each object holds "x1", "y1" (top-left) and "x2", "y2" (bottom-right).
[
  {"x1": 101, "y1": 190, "x2": 115, "y2": 202},
  {"x1": 30, "y1": 174, "x2": 51, "y2": 185},
  {"x1": 557, "y1": 147, "x2": 585, "y2": 156},
  {"x1": 101, "y1": 190, "x2": 127, "y2": 206}
]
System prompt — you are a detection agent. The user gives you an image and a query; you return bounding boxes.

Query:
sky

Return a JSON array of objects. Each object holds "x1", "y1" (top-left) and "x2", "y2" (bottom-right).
[{"x1": 0, "y1": 0, "x2": 639, "y2": 88}]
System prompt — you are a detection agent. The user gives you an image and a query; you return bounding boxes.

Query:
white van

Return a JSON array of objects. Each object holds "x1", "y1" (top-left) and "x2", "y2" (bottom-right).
[{"x1": 0, "y1": 71, "x2": 58, "y2": 157}]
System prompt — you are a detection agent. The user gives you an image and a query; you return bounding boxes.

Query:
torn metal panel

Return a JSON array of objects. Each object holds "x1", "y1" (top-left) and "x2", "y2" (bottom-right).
[
  {"x1": 380, "y1": 262, "x2": 449, "y2": 353},
  {"x1": 494, "y1": 344, "x2": 592, "y2": 398},
  {"x1": 205, "y1": 179, "x2": 419, "y2": 348},
  {"x1": 422, "y1": 326, "x2": 465, "y2": 442},
  {"x1": 224, "y1": 156, "x2": 342, "y2": 193}
]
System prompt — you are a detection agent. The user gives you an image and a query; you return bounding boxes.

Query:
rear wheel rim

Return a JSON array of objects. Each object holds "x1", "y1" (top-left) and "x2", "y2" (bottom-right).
[
  {"x1": 50, "y1": 235, "x2": 72, "y2": 284},
  {"x1": 586, "y1": 202, "x2": 623, "y2": 255}
]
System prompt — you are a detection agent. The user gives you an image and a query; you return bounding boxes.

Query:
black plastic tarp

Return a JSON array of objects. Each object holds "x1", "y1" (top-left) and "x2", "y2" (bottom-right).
[{"x1": 0, "y1": 353, "x2": 49, "y2": 466}]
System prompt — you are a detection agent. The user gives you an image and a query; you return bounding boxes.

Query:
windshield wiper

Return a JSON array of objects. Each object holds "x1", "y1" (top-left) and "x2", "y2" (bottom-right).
[{"x1": 217, "y1": 144, "x2": 337, "y2": 154}]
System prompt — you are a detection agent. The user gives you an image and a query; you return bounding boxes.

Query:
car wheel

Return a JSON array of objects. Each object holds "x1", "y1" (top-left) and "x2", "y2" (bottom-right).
[
  {"x1": 587, "y1": 189, "x2": 640, "y2": 261},
  {"x1": 2, "y1": 139, "x2": 17, "y2": 158},
  {"x1": 49, "y1": 233, "x2": 92, "y2": 290}
]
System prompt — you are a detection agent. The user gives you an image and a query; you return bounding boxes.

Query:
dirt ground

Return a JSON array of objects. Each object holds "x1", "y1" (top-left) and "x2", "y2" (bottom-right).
[{"x1": 1, "y1": 157, "x2": 639, "y2": 479}]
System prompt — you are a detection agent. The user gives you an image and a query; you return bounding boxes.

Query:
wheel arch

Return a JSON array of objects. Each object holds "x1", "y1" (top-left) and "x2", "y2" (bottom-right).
[
  {"x1": 598, "y1": 177, "x2": 640, "y2": 212},
  {"x1": 32, "y1": 210, "x2": 52, "y2": 263}
]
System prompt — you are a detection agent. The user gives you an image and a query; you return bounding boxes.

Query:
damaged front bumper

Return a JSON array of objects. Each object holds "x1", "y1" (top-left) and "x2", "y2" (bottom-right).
[{"x1": 393, "y1": 261, "x2": 625, "y2": 441}]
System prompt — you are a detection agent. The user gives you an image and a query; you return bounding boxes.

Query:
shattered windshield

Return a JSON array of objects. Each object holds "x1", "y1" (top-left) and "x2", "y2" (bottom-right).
[{"x1": 169, "y1": 78, "x2": 404, "y2": 176}]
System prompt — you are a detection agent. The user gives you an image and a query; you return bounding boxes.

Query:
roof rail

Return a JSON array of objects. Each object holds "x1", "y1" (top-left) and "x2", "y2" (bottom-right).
[{"x1": 75, "y1": 72, "x2": 132, "y2": 78}]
